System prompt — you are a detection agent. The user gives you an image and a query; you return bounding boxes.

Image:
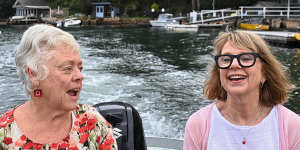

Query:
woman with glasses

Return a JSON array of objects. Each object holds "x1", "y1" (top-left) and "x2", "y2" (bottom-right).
[{"x1": 184, "y1": 30, "x2": 300, "y2": 150}]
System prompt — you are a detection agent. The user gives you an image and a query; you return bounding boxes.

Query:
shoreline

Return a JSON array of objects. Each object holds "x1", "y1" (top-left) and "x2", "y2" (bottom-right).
[
  {"x1": 0, "y1": 17, "x2": 151, "y2": 27},
  {"x1": 0, "y1": 17, "x2": 300, "y2": 31}
]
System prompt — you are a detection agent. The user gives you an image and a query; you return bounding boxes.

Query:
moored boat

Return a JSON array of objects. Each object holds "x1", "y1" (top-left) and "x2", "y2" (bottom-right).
[
  {"x1": 240, "y1": 23, "x2": 270, "y2": 31},
  {"x1": 295, "y1": 33, "x2": 300, "y2": 41},
  {"x1": 150, "y1": 13, "x2": 185, "y2": 27},
  {"x1": 57, "y1": 18, "x2": 82, "y2": 27}
]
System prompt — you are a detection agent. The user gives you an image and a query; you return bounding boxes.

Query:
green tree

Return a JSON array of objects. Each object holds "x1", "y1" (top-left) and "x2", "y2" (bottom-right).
[
  {"x1": 0, "y1": 0, "x2": 15, "y2": 19},
  {"x1": 69, "y1": 0, "x2": 80, "y2": 14},
  {"x1": 151, "y1": 3, "x2": 159, "y2": 12},
  {"x1": 41, "y1": 0, "x2": 277, "y2": 17},
  {"x1": 46, "y1": 0, "x2": 92, "y2": 15},
  {"x1": 80, "y1": 0, "x2": 92, "y2": 15}
]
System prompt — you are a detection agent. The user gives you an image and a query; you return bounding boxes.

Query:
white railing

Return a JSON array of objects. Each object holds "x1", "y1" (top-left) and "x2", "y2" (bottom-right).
[
  {"x1": 190, "y1": 7, "x2": 300, "y2": 24},
  {"x1": 190, "y1": 9, "x2": 240, "y2": 24},
  {"x1": 240, "y1": 7, "x2": 300, "y2": 19}
]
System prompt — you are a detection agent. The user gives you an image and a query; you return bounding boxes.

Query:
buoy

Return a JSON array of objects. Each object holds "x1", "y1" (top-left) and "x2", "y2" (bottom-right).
[{"x1": 294, "y1": 33, "x2": 300, "y2": 41}]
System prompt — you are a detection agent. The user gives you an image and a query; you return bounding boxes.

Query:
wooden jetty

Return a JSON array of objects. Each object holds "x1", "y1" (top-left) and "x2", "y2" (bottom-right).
[
  {"x1": 189, "y1": 7, "x2": 300, "y2": 26},
  {"x1": 245, "y1": 30, "x2": 300, "y2": 47},
  {"x1": 164, "y1": 21, "x2": 230, "y2": 32},
  {"x1": 165, "y1": 24, "x2": 199, "y2": 32},
  {"x1": 197, "y1": 23, "x2": 230, "y2": 28}
]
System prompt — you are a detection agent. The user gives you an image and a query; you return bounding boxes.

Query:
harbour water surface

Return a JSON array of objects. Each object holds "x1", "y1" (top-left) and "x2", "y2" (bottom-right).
[{"x1": 0, "y1": 25, "x2": 299, "y2": 141}]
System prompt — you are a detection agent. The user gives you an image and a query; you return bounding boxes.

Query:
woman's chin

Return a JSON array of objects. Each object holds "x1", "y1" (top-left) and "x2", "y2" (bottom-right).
[
  {"x1": 66, "y1": 93, "x2": 80, "y2": 102},
  {"x1": 64, "y1": 103, "x2": 78, "y2": 111},
  {"x1": 70, "y1": 96, "x2": 79, "y2": 101},
  {"x1": 227, "y1": 88, "x2": 248, "y2": 96}
]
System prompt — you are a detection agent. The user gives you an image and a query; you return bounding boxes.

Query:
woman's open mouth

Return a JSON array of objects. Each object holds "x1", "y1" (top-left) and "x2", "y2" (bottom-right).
[
  {"x1": 67, "y1": 88, "x2": 80, "y2": 99},
  {"x1": 228, "y1": 74, "x2": 247, "y2": 82}
]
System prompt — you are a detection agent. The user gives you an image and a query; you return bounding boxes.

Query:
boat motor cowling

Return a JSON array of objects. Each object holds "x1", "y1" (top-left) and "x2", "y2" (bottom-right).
[{"x1": 94, "y1": 102, "x2": 146, "y2": 150}]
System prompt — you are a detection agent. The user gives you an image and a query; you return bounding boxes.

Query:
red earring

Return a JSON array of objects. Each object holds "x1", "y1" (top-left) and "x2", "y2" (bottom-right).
[{"x1": 33, "y1": 89, "x2": 42, "y2": 97}]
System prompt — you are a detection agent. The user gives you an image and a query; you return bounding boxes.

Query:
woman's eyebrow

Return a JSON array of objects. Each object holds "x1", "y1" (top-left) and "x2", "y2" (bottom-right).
[
  {"x1": 55, "y1": 60, "x2": 74, "y2": 67},
  {"x1": 56, "y1": 60, "x2": 82, "y2": 67}
]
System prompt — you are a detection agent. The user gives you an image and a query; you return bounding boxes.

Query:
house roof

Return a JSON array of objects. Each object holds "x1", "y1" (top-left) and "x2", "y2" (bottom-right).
[{"x1": 13, "y1": 0, "x2": 49, "y2": 8}]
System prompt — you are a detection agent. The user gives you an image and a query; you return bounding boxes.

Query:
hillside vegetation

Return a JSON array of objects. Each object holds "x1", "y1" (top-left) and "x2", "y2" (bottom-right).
[{"x1": 0, "y1": 0, "x2": 284, "y2": 19}]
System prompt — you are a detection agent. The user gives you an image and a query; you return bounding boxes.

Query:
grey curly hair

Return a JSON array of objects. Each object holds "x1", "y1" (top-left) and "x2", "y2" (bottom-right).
[{"x1": 15, "y1": 24, "x2": 79, "y2": 96}]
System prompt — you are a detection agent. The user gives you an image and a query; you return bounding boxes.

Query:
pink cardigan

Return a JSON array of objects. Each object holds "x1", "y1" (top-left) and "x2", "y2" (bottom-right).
[{"x1": 184, "y1": 103, "x2": 300, "y2": 150}]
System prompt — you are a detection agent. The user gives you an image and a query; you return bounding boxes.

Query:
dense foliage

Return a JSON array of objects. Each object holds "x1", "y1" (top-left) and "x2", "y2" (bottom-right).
[
  {"x1": 0, "y1": 0, "x2": 15, "y2": 19},
  {"x1": 0, "y1": 0, "x2": 289, "y2": 18},
  {"x1": 45, "y1": 0, "x2": 280, "y2": 17}
]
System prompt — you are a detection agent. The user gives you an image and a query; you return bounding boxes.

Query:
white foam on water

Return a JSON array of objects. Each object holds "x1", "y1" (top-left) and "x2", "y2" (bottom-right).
[
  {"x1": 141, "y1": 110, "x2": 184, "y2": 139},
  {"x1": 81, "y1": 72, "x2": 145, "y2": 105}
]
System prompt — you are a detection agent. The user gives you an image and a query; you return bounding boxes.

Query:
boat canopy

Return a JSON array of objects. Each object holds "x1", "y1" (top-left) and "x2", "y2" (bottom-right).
[{"x1": 157, "y1": 13, "x2": 174, "y2": 21}]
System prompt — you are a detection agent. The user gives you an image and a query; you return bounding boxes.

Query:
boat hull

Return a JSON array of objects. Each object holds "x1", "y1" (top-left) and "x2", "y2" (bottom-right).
[
  {"x1": 150, "y1": 20, "x2": 179, "y2": 27},
  {"x1": 150, "y1": 13, "x2": 182, "y2": 27},
  {"x1": 57, "y1": 19, "x2": 82, "y2": 27},
  {"x1": 240, "y1": 23, "x2": 269, "y2": 31}
]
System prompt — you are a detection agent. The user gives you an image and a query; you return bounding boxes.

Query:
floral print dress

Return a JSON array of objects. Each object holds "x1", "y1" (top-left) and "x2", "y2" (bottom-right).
[{"x1": 0, "y1": 104, "x2": 118, "y2": 150}]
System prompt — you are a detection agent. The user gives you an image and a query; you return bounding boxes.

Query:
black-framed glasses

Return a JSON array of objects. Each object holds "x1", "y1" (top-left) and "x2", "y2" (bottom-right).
[{"x1": 214, "y1": 52, "x2": 263, "y2": 69}]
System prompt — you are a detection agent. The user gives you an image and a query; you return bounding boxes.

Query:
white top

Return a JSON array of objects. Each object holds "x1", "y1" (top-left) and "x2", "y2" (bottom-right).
[{"x1": 207, "y1": 104, "x2": 279, "y2": 150}]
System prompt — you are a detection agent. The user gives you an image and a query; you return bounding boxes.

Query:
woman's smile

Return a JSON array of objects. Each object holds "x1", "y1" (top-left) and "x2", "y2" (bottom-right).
[{"x1": 227, "y1": 73, "x2": 248, "y2": 84}]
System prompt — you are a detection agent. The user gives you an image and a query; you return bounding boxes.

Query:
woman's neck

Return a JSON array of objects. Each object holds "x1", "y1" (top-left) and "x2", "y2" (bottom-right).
[
  {"x1": 217, "y1": 95, "x2": 271, "y2": 126},
  {"x1": 25, "y1": 99, "x2": 72, "y2": 124},
  {"x1": 13, "y1": 99, "x2": 73, "y2": 144}
]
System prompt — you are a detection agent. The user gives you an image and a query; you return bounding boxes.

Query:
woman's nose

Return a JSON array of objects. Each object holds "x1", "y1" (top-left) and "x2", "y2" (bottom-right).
[
  {"x1": 230, "y1": 58, "x2": 242, "y2": 69},
  {"x1": 73, "y1": 69, "x2": 84, "y2": 81}
]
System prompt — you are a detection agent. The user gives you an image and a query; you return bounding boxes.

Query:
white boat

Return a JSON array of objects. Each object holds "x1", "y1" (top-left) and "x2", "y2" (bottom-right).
[
  {"x1": 9, "y1": 16, "x2": 25, "y2": 21},
  {"x1": 57, "y1": 18, "x2": 82, "y2": 27},
  {"x1": 150, "y1": 13, "x2": 185, "y2": 27}
]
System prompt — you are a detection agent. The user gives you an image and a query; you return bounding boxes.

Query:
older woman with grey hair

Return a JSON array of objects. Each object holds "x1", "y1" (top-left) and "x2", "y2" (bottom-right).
[{"x1": 0, "y1": 24, "x2": 117, "y2": 150}]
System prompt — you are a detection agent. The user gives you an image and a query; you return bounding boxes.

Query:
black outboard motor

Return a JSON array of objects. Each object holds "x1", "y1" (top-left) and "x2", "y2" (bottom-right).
[{"x1": 94, "y1": 102, "x2": 147, "y2": 150}]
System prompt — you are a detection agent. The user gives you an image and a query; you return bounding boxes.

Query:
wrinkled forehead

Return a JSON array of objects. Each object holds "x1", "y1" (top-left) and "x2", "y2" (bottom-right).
[
  {"x1": 46, "y1": 42, "x2": 79, "y2": 53},
  {"x1": 43, "y1": 43, "x2": 80, "y2": 62}
]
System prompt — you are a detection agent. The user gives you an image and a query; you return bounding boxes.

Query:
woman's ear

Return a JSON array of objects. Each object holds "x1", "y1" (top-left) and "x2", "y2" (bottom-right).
[
  {"x1": 262, "y1": 74, "x2": 267, "y2": 84},
  {"x1": 261, "y1": 69, "x2": 267, "y2": 84},
  {"x1": 26, "y1": 67, "x2": 35, "y2": 78},
  {"x1": 26, "y1": 67, "x2": 39, "y2": 87}
]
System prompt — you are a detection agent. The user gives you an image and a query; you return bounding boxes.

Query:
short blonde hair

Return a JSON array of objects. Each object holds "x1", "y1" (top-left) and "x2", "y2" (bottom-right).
[
  {"x1": 204, "y1": 30, "x2": 295, "y2": 106},
  {"x1": 15, "y1": 24, "x2": 79, "y2": 96}
]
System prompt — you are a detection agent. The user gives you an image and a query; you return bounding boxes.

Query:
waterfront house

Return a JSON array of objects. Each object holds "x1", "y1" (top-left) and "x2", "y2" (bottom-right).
[
  {"x1": 12, "y1": 0, "x2": 51, "y2": 18},
  {"x1": 91, "y1": 2, "x2": 118, "y2": 18}
]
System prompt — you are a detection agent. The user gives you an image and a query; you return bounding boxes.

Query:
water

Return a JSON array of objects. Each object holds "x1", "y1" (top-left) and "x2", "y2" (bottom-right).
[{"x1": 0, "y1": 25, "x2": 299, "y2": 142}]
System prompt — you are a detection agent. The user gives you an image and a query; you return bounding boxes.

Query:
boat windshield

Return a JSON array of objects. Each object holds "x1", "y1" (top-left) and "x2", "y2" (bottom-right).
[{"x1": 158, "y1": 14, "x2": 173, "y2": 20}]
